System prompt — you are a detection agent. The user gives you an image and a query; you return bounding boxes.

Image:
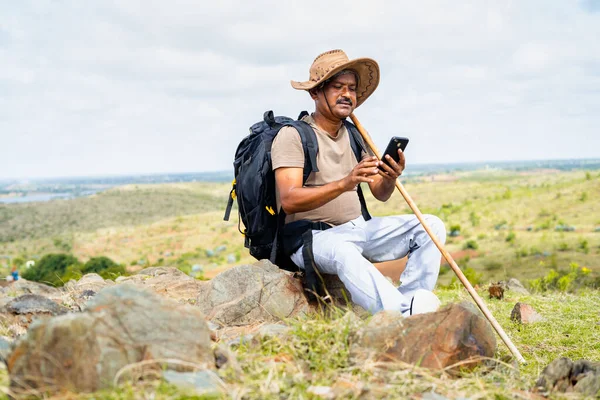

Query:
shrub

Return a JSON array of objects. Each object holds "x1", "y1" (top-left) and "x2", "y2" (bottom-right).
[
  {"x1": 579, "y1": 239, "x2": 589, "y2": 254},
  {"x1": 463, "y1": 240, "x2": 479, "y2": 250},
  {"x1": 505, "y1": 232, "x2": 516, "y2": 243},
  {"x1": 529, "y1": 263, "x2": 599, "y2": 292},
  {"x1": 82, "y1": 256, "x2": 126, "y2": 280},
  {"x1": 449, "y1": 224, "x2": 461, "y2": 237},
  {"x1": 469, "y1": 212, "x2": 480, "y2": 227},
  {"x1": 558, "y1": 242, "x2": 569, "y2": 252},
  {"x1": 484, "y1": 261, "x2": 502, "y2": 271},
  {"x1": 21, "y1": 253, "x2": 81, "y2": 287}
]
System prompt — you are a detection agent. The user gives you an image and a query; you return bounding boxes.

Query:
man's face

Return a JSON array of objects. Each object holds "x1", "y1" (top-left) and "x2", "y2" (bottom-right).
[{"x1": 314, "y1": 73, "x2": 358, "y2": 119}]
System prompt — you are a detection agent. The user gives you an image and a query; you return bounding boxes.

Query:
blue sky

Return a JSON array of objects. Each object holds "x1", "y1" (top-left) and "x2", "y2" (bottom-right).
[{"x1": 1, "y1": 0, "x2": 599, "y2": 178}]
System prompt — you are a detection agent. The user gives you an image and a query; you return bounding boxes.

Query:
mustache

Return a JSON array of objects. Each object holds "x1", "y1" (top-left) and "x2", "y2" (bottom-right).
[{"x1": 337, "y1": 97, "x2": 353, "y2": 106}]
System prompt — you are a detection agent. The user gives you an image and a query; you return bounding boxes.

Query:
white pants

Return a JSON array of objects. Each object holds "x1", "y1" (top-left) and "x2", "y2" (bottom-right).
[{"x1": 290, "y1": 214, "x2": 446, "y2": 314}]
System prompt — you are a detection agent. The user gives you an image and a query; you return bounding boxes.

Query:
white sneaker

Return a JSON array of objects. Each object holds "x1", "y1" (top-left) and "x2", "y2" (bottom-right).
[{"x1": 405, "y1": 289, "x2": 441, "y2": 316}]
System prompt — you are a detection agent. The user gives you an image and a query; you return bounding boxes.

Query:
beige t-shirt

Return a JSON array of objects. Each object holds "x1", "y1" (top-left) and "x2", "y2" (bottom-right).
[{"x1": 271, "y1": 115, "x2": 364, "y2": 226}]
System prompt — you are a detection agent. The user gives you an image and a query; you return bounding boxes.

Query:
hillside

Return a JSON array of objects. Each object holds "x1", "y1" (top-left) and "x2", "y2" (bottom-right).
[{"x1": 0, "y1": 169, "x2": 598, "y2": 285}]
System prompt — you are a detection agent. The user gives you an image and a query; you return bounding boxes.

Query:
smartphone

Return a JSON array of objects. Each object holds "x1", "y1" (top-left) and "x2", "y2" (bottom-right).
[{"x1": 379, "y1": 136, "x2": 409, "y2": 170}]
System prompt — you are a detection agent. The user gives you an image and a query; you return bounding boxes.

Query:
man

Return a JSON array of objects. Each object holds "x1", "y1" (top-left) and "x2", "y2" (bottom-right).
[{"x1": 271, "y1": 50, "x2": 446, "y2": 316}]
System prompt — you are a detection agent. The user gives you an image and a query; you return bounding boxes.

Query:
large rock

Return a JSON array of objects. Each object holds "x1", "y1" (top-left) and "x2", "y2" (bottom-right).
[
  {"x1": 61, "y1": 273, "x2": 115, "y2": 311},
  {"x1": 2, "y1": 294, "x2": 68, "y2": 316},
  {"x1": 534, "y1": 357, "x2": 600, "y2": 397},
  {"x1": 196, "y1": 260, "x2": 309, "y2": 326},
  {"x1": 0, "y1": 279, "x2": 61, "y2": 298},
  {"x1": 6, "y1": 284, "x2": 214, "y2": 393},
  {"x1": 350, "y1": 302, "x2": 496, "y2": 370},
  {"x1": 115, "y1": 267, "x2": 207, "y2": 303},
  {"x1": 64, "y1": 273, "x2": 114, "y2": 294}
]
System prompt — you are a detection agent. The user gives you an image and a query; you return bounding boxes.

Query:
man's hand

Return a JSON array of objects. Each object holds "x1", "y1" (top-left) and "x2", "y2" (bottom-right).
[
  {"x1": 378, "y1": 149, "x2": 405, "y2": 181},
  {"x1": 340, "y1": 156, "x2": 381, "y2": 191}
]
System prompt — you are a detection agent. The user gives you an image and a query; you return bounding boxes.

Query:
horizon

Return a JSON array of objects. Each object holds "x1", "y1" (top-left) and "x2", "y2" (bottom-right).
[{"x1": 1, "y1": 156, "x2": 599, "y2": 182}]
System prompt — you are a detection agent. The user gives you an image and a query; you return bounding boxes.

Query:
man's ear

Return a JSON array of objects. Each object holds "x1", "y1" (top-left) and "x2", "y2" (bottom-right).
[{"x1": 309, "y1": 88, "x2": 319, "y2": 100}]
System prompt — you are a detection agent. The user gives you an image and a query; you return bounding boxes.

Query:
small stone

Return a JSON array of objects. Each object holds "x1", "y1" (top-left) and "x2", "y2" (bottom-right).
[
  {"x1": 510, "y1": 302, "x2": 543, "y2": 324},
  {"x1": 307, "y1": 385, "x2": 335, "y2": 399},
  {"x1": 162, "y1": 370, "x2": 225, "y2": 396},
  {"x1": 191, "y1": 264, "x2": 203, "y2": 273},
  {"x1": 506, "y1": 278, "x2": 530, "y2": 295}
]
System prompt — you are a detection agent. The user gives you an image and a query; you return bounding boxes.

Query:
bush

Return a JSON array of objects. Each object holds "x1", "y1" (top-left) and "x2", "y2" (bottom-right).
[
  {"x1": 505, "y1": 232, "x2": 516, "y2": 243},
  {"x1": 463, "y1": 240, "x2": 479, "y2": 250},
  {"x1": 82, "y1": 256, "x2": 126, "y2": 280},
  {"x1": 449, "y1": 224, "x2": 461, "y2": 237},
  {"x1": 21, "y1": 253, "x2": 81, "y2": 287},
  {"x1": 529, "y1": 263, "x2": 599, "y2": 292},
  {"x1": 469, "y1": 212, "x2": 480, "y2": 227},
  {"x1": 484, "y1": 261, "x2": 502, "y2": 271}
]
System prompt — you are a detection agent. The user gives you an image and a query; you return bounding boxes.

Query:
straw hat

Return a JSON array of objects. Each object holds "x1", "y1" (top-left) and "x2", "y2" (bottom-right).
[{"x1": 291, "y1": 49, "x2": 380, "y2": 107}]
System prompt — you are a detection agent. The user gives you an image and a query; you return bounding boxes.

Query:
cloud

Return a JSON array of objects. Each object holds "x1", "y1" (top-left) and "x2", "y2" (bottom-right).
[{"x1": 0, "y1": 0, "x2": 599, "y2": 178}]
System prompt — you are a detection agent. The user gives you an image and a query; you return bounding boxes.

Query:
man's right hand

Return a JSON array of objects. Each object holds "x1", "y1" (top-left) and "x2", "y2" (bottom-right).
[{"x1": 339, "y1": 156, "x2": 381, "y2": 191}]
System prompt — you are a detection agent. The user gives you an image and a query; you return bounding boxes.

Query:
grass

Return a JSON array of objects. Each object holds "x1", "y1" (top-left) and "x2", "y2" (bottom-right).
[{"x1": 1, "y1": 287, "x2": 597, "y2": 398}]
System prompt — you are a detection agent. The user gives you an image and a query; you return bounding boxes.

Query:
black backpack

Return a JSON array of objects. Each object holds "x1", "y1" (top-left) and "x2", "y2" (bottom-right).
[{"x1": 223, "y1": 110, "x2": 371, "y2": 278}]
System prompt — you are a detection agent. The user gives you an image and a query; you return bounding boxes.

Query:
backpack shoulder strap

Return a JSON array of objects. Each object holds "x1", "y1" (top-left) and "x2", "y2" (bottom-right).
[
  {"x1": 284, "y1": 120, "x2": 319, "y2": 185},
  {"x1": 343, "y1": 119, "x2": 367, "y2": 162},
  {"x1": 343, "y1": 120, "x2": 372, "y2": 221}
]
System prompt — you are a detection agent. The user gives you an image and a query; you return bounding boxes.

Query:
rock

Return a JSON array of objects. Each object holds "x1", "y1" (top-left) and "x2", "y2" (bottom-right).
[
  {"x1": 0, "y1": 279, "x2": 61, "y2": 298},
  {"x1": 196, "y1": 260, "x2": 309, "y2": 326},
  {"x1": 7, "y1": 284, "x2": 214, "y2": 393},
  {"x1": 488, "y1": 283, "x2": 504, "y2": 300},
  {"x1": 162, "y1": 370, "x2": 226, "y2": 396},
  {"x1": 256, "y1": 323, "x2": 291, "y2": 339},
  {"x1": 64, "y1": 273, "x2": 113, "y2": 293},
  {"x1": 0, "y1": 336, "x2": 12, "y2": 362},
  {"x1": 213, "y1": 344, "x2": 240, "y2": 373},
  {"x1": 506, "y1": 278, "x2": 530, "y2": 295},
  {"x1": 535, "y1": 357, "x2": 600, "y2": 396},
  {"x1": 115, "y1": 267, "x2": 207, "y2": 303},
  {"x1": 350, "y1": 302, "x2": 496, "y2": 370},
  {"x1": 61, "y1": 274, "x2": 115, "y2": 310},
  {"x1": 307, "y1": 385, "x2": 335, "y2": 399},
  {"x1": 320, "y1": 274, "x2": 366, "y2": 312},
  {"x1": 191, "y1": 265, "x2": 203, "y2": 273},
  {"x1": 510, "y1": 302, "x2": 543, "y2": 324},
  {"x1": 2, "y1": 294, "x2": 69, "y2": 316}
]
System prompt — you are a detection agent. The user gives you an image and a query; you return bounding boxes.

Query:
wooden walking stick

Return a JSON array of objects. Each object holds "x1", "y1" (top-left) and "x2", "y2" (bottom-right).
[{"x1": 350, "y1": 113, "x2": 526, "y2": 364}]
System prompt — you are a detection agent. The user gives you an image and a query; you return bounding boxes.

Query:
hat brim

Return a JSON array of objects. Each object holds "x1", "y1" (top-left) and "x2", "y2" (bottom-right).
[{"x1": 291, "y1": 57, "x2": 380, "y2": 107}]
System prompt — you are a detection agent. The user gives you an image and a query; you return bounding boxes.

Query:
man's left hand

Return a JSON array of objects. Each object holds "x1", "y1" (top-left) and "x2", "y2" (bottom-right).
[{"x1": 378, "y1": 149, "x2": 405, "y2": 181}]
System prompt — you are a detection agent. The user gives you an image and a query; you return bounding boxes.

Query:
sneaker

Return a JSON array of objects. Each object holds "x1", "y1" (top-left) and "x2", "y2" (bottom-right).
[{"x1": 405, "y1": 289, "x2": 441, "y2": 316}]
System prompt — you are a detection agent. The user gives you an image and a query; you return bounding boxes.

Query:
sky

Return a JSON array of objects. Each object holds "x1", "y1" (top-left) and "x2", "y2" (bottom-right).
[{"x1": 1, "y1": 0, "x2": 599, "y2": 179}]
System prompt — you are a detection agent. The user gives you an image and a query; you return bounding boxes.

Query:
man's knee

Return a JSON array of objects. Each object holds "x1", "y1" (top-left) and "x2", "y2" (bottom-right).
[
  {"x1": 423, "y1": 214, "x2": 446, "y2": 243},
  {"x1": 329, "y1": 242, "x2": 363, "y2": 273}
]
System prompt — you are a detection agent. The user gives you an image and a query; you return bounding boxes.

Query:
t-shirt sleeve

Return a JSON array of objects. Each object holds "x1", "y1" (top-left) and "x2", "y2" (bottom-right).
[{"x1": 271, "y1": 126, "x2": 304, "y2": 170}]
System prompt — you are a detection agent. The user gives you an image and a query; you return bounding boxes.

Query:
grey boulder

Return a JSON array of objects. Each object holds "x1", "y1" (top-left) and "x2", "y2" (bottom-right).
[
  {"x1": 7, "y1": 284, "x2": 214, "y2": 393},
  {"x1": 196, "y1": 260, "x2": 309, "y2": 326}
]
